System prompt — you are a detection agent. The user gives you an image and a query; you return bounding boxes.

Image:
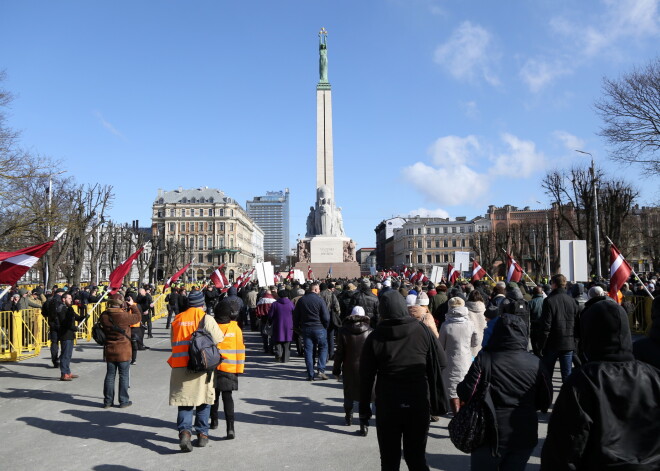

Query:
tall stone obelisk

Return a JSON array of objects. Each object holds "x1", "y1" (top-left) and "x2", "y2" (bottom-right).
[
  {"x1": 316, "y1": 27, "x2": 334, "y2": 197},
  {"x1": 295, "y1": 28, "x2": 359, "y2": 278}
]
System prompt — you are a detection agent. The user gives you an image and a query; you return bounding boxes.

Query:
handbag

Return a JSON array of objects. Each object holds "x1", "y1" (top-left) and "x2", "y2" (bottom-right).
[{"x1": 448, "y1": 352, "x2": 494, "y2": 453}]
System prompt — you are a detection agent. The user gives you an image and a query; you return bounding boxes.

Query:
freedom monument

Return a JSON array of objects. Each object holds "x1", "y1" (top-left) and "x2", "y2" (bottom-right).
[{"x1": 296, "y1": 28, "x2": 360, "y2": 278}]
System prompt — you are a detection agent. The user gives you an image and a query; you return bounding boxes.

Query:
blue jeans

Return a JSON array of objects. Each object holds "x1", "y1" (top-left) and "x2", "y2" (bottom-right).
[
  {"x1": 104, "y1": 361, "x2": 130, "y2": 406},
  {"x1": 542, "y1": 349, "x2": 573, "y2": 382},
  {"x1": 302, "y1": 326, "x2": 328, "y2": 378},
  {"x1": 177, "y1": 404, "x2": 211, "y2": 436},
  {"x1": 471, "y1": 445, "x2": 533, "y2": 471},
  {"x1": 59, "y1": 339, "x2": 74, "y2": 375}
]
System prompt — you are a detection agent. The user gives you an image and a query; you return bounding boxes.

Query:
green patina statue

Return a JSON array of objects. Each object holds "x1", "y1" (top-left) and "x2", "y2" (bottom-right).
[{"x1": 319, "y1": 27, "x2": 328, "y2": 83}]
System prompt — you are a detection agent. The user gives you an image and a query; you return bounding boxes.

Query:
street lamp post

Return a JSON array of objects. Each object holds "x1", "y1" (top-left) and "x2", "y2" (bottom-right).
[
  {"x1": 536, "y1": 201, "x2": 552, "y2": 281},
  {"x1": 575, "y1": 150, "x2": 602, "y2": 279}
]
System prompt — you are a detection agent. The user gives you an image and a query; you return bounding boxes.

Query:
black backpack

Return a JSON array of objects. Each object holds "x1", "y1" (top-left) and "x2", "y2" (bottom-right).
[
  {"x1": 92, "y1": 313, "x2": 131, "y2": 346},
  {"x1": 188, "y1": 316, "x2": 222, "y2": 374}
]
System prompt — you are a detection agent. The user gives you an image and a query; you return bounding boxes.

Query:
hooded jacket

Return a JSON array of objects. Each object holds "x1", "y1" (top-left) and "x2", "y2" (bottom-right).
[
  {"x1": 359, "y1": 291, "x2": 448, "y2": 418},
  {"x1": 541, "y1": 298, "x2": 660, "y2": 470},
  {"x1": 351, "y1": 284, "x2": 379, "y2": 326},
  {"x1": 333, "y1": 314, "x2": 372, "y2": 402},
  {"x1": 465, "y1": 300, "x2": 487, "y2": 357},
  {"x1": 458, "y1": 314, "x2": 551, "y2": 454},
  {"x1": 439, "y1": 305, "x2": 478, "y2": 397}
]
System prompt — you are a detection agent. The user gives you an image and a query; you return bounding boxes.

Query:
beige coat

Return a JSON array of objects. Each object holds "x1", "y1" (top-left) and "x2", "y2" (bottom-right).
[
  {"x1": 466, "y1": 301, "x2": 487, "y2": 357},
  {"x1": 408, "y1": 305, "x2": 439, "y2": 338},
  {"x1": 169, "y1": 313, "x2": 224, "y2": 407}
]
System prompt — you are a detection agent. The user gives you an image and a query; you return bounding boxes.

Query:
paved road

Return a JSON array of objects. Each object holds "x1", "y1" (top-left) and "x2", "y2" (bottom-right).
[{"x1": 0, "y1": 318, "x2": 556, "y2": 470}]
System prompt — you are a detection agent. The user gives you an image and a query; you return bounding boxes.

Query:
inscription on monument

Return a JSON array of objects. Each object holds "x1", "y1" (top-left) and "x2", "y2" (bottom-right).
[{"x1": 310, "y1": 237, "x2": 344, "y2": 263}]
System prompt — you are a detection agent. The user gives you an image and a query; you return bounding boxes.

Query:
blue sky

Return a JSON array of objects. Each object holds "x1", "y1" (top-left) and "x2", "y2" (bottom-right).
[{"x1": 2, "y1": 0, "x2": 659, "y2": 251}]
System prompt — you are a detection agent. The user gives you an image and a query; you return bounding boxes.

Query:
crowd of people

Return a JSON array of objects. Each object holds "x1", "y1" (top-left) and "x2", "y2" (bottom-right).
[{"x1": 2, "y1": 269, "x2": 659, "y2": 469}]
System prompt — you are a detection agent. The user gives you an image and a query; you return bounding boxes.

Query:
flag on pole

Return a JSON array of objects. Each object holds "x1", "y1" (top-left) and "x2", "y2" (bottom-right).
[
  {"x1": 108, "y1": 246, "x2": 144, "y2": 294},
  {"x1": 239, "y1": 268, "x2": 255, "y2": 288},
  {"x1": 210, "y1": 264, "x2": 229, "y2": 289},
  {"x1": 0, "y1": 240, "x2": 58, "y2": 285},
  {"x1": 164, "y1": 260, "x2": 193, "y2": 291},
  {"x1": 233, "y1": 270, "x2": 246, "y2": 288},
  {"x1": 286, "y1": 268, "x2": 294, "y2": 281},
  {"x1": 307, "y1": 265, "x2": 313, "y2": 280},
  {"x1": 471, "y1": 260, "x2": 487, "y2": 282},
  {"x1": 505, "y1": 252, "x2": 523, "y2": 283},
  {"x1": 609, "y1": 243, "x2": 632, "y2": 299},
  {"x1": 447, "y1": 264, "x2": 459, "y2": 285}
]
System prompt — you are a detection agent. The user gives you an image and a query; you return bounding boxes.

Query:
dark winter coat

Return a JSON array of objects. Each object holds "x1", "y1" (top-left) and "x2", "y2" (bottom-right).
[
  {"x1": 539, "y1": 287, "x2": 578, "y2": 351},
  {"x1": 268, "y1": 297, "x2": 295, "y2": 343},
  {"x1": 541, "y1": 298, "x2": 660, "y2": 470},
  {"x1": 333, "y1": 315, "x2": 373, "y2": 402},
  {"x1": 293, "y1": 292, "x2": 330, "y2": 330},
  {"x1": 101, "y1": 305, "x2": 141, "y2": 362},
  {"x1": 218, "y1": 287, "x2": 245, "y2": 319},
  {"x1": 56, "y1": 303, "x2": 85, "y2": 341},
  {"x1": 458, "y1": 314, "x2": 551, "y2": 454},
  {"x1": 351, "y1": 286, "x2": 379, "y2": 325},
  {"x1": 337, "y1": 288, "x2": 356, "y2": 319},
  {"x1": 633, "y1": 295, "x2": 660, "y2": 369},
  {"x1": 359, "y1": 291, "x2": 448, "y2": 418}
]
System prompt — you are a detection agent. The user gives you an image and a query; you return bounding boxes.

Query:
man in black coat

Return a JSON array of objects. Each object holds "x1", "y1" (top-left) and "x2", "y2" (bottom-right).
[
  {"x1": 56, "y1": 292, "x2": 85, "y2": 381},
  {"x1": 293, "y1": 282, "x2": 330, "y2": 381},
  {"x1": 351, "y1": 280, "x2": 379, "y2": 327},
  {"x1": 539, "y1": 274, "x2": 578, "y2": 383},
  {"x1": 541, "y1": 295, "x2": 660, "y2": 470},
  {"x1": 165, "y1": 287, "x2": 180, "y2": 329}
]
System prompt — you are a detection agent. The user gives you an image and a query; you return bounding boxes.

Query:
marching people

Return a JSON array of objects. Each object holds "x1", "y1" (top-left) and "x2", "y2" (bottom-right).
[
  {"x1": 56, "y1": 292, "x2": 86, "y2": 381},
  {"x1": 211, "y1": 297, "x2": 245, "y2": 439},
  {"x1": 267, "y1": 289, "x2": 295, "y2": 363},
  {"x1": 293, "y1": 282, "x2": 330, "y2": 381},
  {"x1": 168, "y1": 290, "x2": 224, "y2": 452},
  {"x1": 100, "y1": 294, "x2": 141, "y2": 408},
  {"x1": 137, "y1": 287, "x2": 154, "y2": 339}
]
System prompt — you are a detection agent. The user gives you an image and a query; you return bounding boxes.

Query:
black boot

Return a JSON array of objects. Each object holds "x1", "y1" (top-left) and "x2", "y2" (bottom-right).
[
  {"x1": 226, "y1": 419, "x2": 235, "y2": 439},
  {"x1": 359, "y1": 420, "x2": 368, "y2": 437},
  {"x1": 210, "y1": 416, "x2": 218, "y2": 430},
  {"x1": 345, "y1": 412, "x2": 353, "y2": 426}
]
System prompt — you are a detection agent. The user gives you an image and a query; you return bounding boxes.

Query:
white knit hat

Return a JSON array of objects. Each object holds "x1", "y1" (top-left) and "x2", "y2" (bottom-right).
[{"x1": 406, "y1": 294, "x2": 417, "y2": 306}]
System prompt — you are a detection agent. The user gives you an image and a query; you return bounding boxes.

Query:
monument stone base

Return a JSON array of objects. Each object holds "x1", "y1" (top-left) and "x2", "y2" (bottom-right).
[{"x1": 294, "y1": 261, "x2": 361, "y2": 280}]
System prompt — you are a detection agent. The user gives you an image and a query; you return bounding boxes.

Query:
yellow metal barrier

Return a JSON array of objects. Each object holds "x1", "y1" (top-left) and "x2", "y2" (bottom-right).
[
  {"x1": 1, "y1": 296, "x2": 170, "y2": 362},
  {"x1": 624, "y1": 295, "x2": 654, "y2": 335}
]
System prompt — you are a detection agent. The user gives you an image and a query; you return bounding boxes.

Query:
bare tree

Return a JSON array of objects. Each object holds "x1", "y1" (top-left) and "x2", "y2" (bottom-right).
[{"x1": 596, "y1": 58, "x2": 660, "y2": 175}]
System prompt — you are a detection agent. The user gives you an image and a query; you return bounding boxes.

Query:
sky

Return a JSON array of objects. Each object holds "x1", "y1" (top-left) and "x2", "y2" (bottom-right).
[{"x1": 2, "y1": 0, "x2": 659, "y2": 252}]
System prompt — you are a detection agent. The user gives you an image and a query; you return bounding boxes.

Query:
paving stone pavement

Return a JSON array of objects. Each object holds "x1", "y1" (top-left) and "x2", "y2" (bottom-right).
[{"x1": 0, "y1": 318, "x2": 558, "y2": 470}]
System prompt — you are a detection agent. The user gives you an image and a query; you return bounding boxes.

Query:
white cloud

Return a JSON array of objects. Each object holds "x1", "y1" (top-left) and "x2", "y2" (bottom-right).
[
  {"x1": 402, "y1": 161, "x2": 488, "y2": 206},
  {"x1": 490, "y1": 133, "x2": 545, "y2": 178},
  {"x1": 434, "y1": 21, "x2": 500, "y2": 86},
  {"x1": 93, "y1": 110, "x2": 126, "y2": 140},
  {"x1": 428, "y1": 135, "x2": 480, "y2": 166},
  {"x1": 553, "y1": 130, "x2": 585, "y2": 151},
  {"x1": 461, "y1": 100, "x2": 479, "y2": 119},
  {"x1": 519, "y1": 59, "x2": 571, "y2": 93},
  {"x1": 407, "y1": 207, "x2": 450, "y2": 218}
]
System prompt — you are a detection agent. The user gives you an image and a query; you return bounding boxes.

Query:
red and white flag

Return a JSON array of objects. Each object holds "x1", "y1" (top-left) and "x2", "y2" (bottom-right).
[
  {"x1": 163, "y1": 260, "x2": 192, "y2": 291},
  {"x1": 609, "y1": 244, "x2": 632, "y2": 299},
  {"x1": 210, "y1": 264, "x2": 229, "y2": 289},
  {"x1": 286, "y1": 268, "x2": 294, "y2": 281},
  {"x1": 233, "y1": 270, "x2": 246, "y2": 288},
  {"x1": 239, "y1": 268, "x2": 255, "y2": 288},
  {"x1": 307, "y1": 266, "x2": 314, "y2": 280},
  {"x1": 505, "y1": 252, "x2": 523, "y2": 283},
  {"x1": 471, "y1": 260, "x2": 487, "y2": 282},
  {"x1": 447, "y1": 264, "x2": 460, "y2": 285},
  {"x1": 108, "y1": 246, "x2": 144, "y2": 294},
  {"x1": 0, "y1": 240, "x2": 58, "y2": 285}
]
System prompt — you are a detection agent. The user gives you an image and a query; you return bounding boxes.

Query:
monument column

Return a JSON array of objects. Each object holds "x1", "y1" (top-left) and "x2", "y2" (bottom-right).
[{"x1": 316, "y1": 27, "x2": 334, "y2": 196}]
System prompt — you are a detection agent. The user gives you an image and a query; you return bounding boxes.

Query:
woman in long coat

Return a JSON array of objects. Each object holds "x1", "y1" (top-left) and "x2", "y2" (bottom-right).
[
  {"x1": 465, "y1": 290, "x2": 487, "y2": 358},
  {"x1": 332, "y1": 306, "x2": 372, "y2": 434},
  {"x1": 439, "y1": 296, "x2": 478, "y2": 414},
  {"x1": 268, "y1": 290, "x2": 295, "y2": 362}
]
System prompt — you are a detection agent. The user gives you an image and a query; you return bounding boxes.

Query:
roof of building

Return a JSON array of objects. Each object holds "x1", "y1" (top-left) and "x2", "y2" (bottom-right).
[{"x1": 156, "y1": 187, "x2": 230, "y2": 204}]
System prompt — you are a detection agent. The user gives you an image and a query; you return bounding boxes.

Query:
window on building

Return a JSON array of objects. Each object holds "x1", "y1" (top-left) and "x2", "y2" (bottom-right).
[
  {"x1": 219, "y1": 209, "x2": 224, "y2": 217},
  {"x1": 417, "y1": 240, "x2": 422, "y2": 249},
  {"x1": 426, "y1": 228, "x2": 431, "y2": 234},
  {"x1": 190, "y1": 237, "x2": 195, "y2": 248},
  {"x1": 169, "y1": 237, "x2": 174, "y2": 245},
  {"x1": 435, "y1": 254, "x2": 441, "y2": 263},
  {"x1": 198, "y1": 222, "x2": 203, "y2": 231},
  {"x1": 229, "y1": 223, "x2": 234, "y2": 231},
  {"x1": 407, "y1": 241, "x2": 412, "y2": 249},
  {"x1": 209, "y1": 208, "x2": 214, "y2": 216},
  {"x1": 180, "y1": 222, "x2": 185, "y2": 231},
  {"x1": 170, "y1": 209, "x2": 175, "y2": 217},
  {"x1": 452, "y1": 227, "x2": 457, "y2": 233},
  {"x1": 405, "y1": 254, "x2": 410, "y2": 263},
  {"x1": 444, "y1": 227, "x2": 448, "y2": 233},
  {"x1": 219, "y1": 222, "x2": 225, "y2": 231},
  {"x1": 426, "y1": 254, "x2": 432, "y2": 263},
  {"x1": 435, "y1": 239, "x2": 440, "y2": 248},
  {"x1": 207, "y1": 237, "x2": 212, "y2": 249},
  {"x1": 169, "y1": 223, "x2": 175, "y2": 232},
  {"x1": 417, "y1": 254, "x2": 422, "y2": 264},
  {"x1": 460, "y1": 227, "x2": 465, "y2": 233},
  {"x1": 229, "y1": 253, "x2": 235, "y2": 263},
  {"x1": 198, "y1": 254, "x2": 203, "y2": 263},
  {"x1": 426, "y1": 239, "x2": 432, "y2": 248},
  {"x1": 218, "y1": 238, "x2": 224, "y2": 247},
  {"x1": 444, "y1": 254, "x2": 449, "y2": 262},
  {"x1": 462, "y1": 239, "x2": 466, "y2": 247},
  {"x1": 417, "y1": 228, "x2": 422, "y2": 235},
  {"x1": 469, "y1": 226, "x2": 473, "y2": 233},
  {"x1": 435, "y1": 228, "x2": 439, "y2": 234},
  {"x1": 230, "y1": 209, "x2": 234, "y2": 217},
  {"x1": 230, "y1": 237, "x2": 234, "y2": 247},
  {"x1": 191, "y1": 209, "x2": 195, "y2": 217},
  {"x1": 199, "y1": 236, "x2": 204, "y2": 248},
  {"x1": 200, "y1": 209, "x2": 204, "y2": 217},
  {"x1": 444, "y1": 240, "x2": 449, "y2": 247},
  {"x1": 208, "y1": 222, "x2": 213, "y2": 231},
  {"x1": 180, "y1": 236, "x2": 185, "y2": 246},
  {"x1": 452, "y1": 239, "x2": 457, "y2": 247}
]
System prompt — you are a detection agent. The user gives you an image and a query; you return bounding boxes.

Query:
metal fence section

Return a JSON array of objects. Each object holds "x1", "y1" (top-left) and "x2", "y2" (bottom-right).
[
  {"x1": 624, "y1": 295, "x2": 654, "y2": 335},
  {"x1": 0, "y1": 296, "x2": 168, "y2": 362}
]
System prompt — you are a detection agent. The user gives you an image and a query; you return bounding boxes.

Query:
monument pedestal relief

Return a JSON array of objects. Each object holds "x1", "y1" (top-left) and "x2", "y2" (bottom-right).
[{"x1": 295, "y1": 28, "x2": 360, "y2": 279}]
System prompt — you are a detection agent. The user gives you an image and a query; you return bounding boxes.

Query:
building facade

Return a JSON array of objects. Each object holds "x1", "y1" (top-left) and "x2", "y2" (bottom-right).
[
  {"x1": 246, "y1": 189, "x2": 290, "y2": 268},
  {"x1": 152, "y1": 187, "x2": 264, "y2": 282},
  {"x1": 374, "y1": 217, "x2": 407, "y2": 269}
]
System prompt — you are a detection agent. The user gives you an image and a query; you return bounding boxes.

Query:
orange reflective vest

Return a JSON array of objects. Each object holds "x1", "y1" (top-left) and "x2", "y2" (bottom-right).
[
  {"x1": 217, "y1": 321, "x2": 245, "y2": 374},
  {"x1": 167, "y1": 307, "x2": 206, "y2": 368}
]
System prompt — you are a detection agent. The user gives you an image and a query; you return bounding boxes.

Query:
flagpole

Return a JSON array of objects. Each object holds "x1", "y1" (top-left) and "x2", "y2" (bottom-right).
[
  {"x1": 605, "y1": 236, "x2": 654, "y2": 298},
  {"x1": 500, "y1": 249, "x2": 537, "y2": 286}
]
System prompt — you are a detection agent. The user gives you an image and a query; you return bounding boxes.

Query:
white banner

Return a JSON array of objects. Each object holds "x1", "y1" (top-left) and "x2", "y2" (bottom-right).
[{"x1": 430, "y1": 266, "x2": 444, "y2": 284}]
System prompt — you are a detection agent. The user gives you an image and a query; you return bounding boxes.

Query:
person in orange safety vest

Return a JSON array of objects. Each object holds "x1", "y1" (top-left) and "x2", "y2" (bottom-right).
[{"x1": 210, "y1": 297, "x2": 245, "y2": 439}]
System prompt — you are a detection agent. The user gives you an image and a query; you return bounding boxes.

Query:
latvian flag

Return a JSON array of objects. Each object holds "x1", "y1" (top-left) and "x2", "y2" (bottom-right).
[
  {"x1": 609, "y1": 243, "x2": 632, "y2": 299},
  {"x1": 233, "y1": 271, "x2": 245, "y2": 288},
  {"x1": 401, "y1": 265, "x2": 411, "y2": 279},
  {"x1": 505, "y1": 252, "x2": 523, "y2": 283},
  {"x1": 286, "y1": 268, "x2": 294, "y2": 280},
  {"x1": 210, "y1": 264, "x2": 229, "y2": 290},
  {"x1": 0, "y1": 240, "x2": 58, "y2": 285},
  {"x1": 471, "y1": 260, "x2": 487, "y2": 282},
  {"x1": 447, "y1": 264, "x2": 460, "y2": 285},
  {"x1": 239, "y1": 268, "x2": 255, "y2": 288},
  {"x1": 108, "y1": 246, "x2": 145, "y2": 294},
  {"x1": 164, "y1": 260, "x2": 193, "y2": 291},
  {"x1": 307, "y1": 266, "x2": 314, "y2": 280}
]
